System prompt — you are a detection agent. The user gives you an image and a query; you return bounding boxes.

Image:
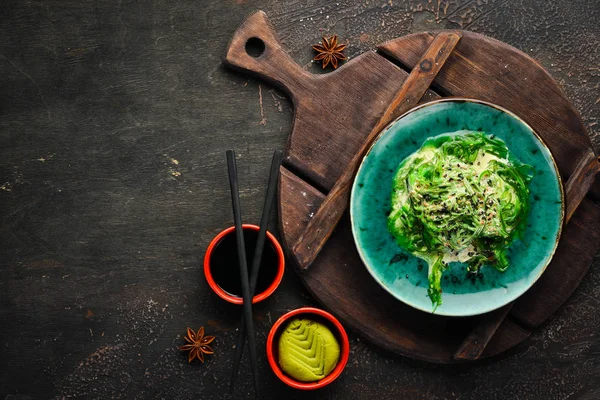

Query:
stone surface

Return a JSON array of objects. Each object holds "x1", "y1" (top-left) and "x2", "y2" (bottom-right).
[{"x1": 0, "y1": 0, "x2": 598, "y2": 399}]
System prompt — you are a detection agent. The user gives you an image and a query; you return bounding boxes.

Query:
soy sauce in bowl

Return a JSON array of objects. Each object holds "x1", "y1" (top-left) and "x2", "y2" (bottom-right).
[{"x1": 204, "y1": 224, "x2": 285, "y2": 304}]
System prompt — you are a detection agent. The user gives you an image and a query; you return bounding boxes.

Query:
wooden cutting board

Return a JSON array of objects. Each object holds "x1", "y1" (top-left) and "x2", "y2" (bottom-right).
[{"x1": 224, "y1": 11, "x2": 600, "y2": 363}]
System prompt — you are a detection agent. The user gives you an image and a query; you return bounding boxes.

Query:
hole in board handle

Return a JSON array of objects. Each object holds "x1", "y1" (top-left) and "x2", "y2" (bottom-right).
[{"x1": 245, "y1": 37, "x2": 265, "y2": 58}]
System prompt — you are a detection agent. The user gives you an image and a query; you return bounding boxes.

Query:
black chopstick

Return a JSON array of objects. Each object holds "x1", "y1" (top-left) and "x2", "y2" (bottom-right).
[
  {"x1": 229, "y1": 150, "x2": 282, "y2": 393},
  {"x1": 226, "y1": 150, "x2": 260, "y2": 396}
]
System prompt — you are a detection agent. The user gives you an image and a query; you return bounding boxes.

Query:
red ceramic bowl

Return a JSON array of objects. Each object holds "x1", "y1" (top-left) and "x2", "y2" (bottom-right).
[
  {"x1": 204, "y1": 224, "x2": 285, "y2": 304},
  {"x1": 266, "y1": 307, "x2": 350, "y2": 390}
]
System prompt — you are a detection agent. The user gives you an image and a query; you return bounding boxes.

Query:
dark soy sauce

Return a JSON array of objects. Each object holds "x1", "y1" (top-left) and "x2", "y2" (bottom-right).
[{"x1": 210, "y1": 228, "x2": 279, "y2": 297}]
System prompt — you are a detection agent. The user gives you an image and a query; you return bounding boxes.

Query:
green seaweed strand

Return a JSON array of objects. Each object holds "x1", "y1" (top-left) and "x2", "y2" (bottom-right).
[{"x1": 387, "y1": 132, "x2": 533, "y2": 310}]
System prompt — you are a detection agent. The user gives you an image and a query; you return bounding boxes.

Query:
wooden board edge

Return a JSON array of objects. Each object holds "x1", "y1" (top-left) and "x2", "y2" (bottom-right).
[{"x1": 377, "y1": 30, "x2": 594, "y2": 152}]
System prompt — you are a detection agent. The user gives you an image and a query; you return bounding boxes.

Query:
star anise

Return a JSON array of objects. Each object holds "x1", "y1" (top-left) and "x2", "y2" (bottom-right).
[
  {"x1": 312, "y1": 35, "x2": 347, "y2": 69},
  {"x1": 179, "y1": 327, "x2": 215, "y2": 363}
]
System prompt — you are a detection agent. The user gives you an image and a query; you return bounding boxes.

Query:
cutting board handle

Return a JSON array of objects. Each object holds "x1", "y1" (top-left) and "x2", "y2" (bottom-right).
[{"x1": 223, "y1": 11, "x2": 309, "y2": 100}]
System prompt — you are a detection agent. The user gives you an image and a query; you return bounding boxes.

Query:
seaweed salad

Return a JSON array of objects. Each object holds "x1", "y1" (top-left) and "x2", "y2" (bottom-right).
[{"x1": 387, "y1": 131, "x2": 534, "y2": 310}]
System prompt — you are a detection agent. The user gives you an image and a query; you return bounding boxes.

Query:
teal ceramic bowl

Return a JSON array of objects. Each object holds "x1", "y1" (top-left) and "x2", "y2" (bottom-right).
[{"x1": 350, "y1": 98, "x2": 564, "y2": 316}]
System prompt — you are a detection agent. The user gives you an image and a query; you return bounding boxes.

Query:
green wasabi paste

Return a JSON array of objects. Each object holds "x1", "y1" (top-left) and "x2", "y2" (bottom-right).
[{"x1": 278, "y1": 318, "x2": 340, "y2": 382}]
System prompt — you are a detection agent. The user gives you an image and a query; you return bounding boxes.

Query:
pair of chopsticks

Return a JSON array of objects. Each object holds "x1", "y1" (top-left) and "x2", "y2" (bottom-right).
[{"x1": 226, "y1": 149, "x2": 283, "y2": 396}]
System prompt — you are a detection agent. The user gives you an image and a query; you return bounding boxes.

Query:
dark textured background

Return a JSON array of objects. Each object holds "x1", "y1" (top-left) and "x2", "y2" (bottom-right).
[{"x1": 1, "y1": 1, "x2": 599, "y2": 399}]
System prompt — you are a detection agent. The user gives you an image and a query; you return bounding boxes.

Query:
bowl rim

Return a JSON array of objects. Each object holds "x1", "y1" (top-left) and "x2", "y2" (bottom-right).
[
  {"x1": 349, "y1": 97, "x2": 565, "y2": 317},
  {"x1": 266, "y1": 307, "x2": 350, "y2": 390},
  {"x1": 203, "y1": 223, "x2": 285, "y2": 304}
]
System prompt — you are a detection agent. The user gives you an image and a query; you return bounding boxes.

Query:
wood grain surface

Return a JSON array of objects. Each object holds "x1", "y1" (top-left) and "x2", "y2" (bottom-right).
[
  {"x1": 237, "y1": 18, "x2": 599, "y2": 362},
  {"x1": 291, "y1": 31, "x2": 461, "y2": 271},
  {"x1": 456, "y1": 147, "x2": 599, "y2": 361},
  {"x1": 378, "y1": 31, "x2": 596, "y2": 184},
  {"x1": 224, "y1": 11, "x2": 440, "y2": 192},
  {"x1": 453, "y1": 304, "x2": 513, "y2": 361},
  {"x1": 1, "y1": 0, "x2": 600, "y2": 399},
  {"x1": 565, "y1": 149, "x2": 600, "y2": 222}
]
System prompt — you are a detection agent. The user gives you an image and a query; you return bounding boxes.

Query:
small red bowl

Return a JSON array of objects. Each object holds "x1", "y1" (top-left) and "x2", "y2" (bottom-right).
[
  {"x1": 266, "y1": 307, "x2": 350, "y2": 390},
  {"x1": 204, "y1": 224, "x2": 285, "y2": 304}
]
